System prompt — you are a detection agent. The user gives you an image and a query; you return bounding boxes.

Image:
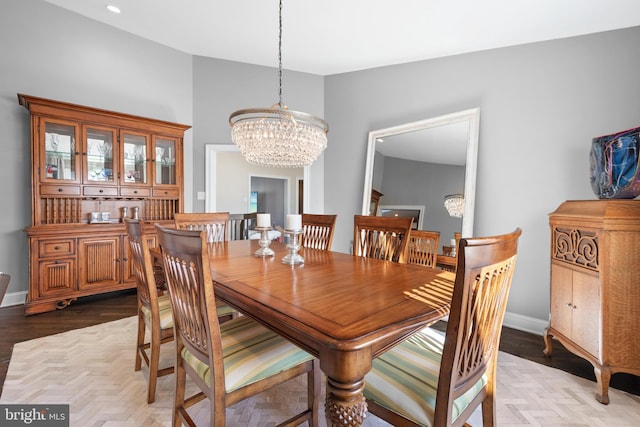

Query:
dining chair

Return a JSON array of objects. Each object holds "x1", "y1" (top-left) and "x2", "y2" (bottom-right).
[
  {"x1": 364, "y1": 228, "x2": 522, "y2": 427},
  {"x1": 174, "y1": 212, "x2": 230, "y2": 242},
  {"x1": 406, "y1": 229, "x2": 440, "y2": 268},
  {"x1": 228, "y1": 212, "x2": 257, "y2": 240},
  {"x1": 353, "y1": 215, "x2": 413, "y2": 263},
  {"x1": 302, "y1": 213, "x2": 337, "y2": 250},
  {"x1": 125, "y1": 219, "x2": 174, "y2": 404},
  {"x1": 174, "y1": 212, "x2": 239, "y2": 319},
  {"x1": 155, "y1": 224, "x2": 321, "y2": 426}
]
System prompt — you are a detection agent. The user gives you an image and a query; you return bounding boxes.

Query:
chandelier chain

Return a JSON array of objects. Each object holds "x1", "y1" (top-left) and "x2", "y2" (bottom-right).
[{"x1": 278, "y1": 0, "x2": 283, "y2": 108}]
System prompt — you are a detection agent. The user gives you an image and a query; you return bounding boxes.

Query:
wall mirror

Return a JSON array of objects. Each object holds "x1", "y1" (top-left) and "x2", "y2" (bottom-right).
[
  {"x1": 205, "y1": 144, "x2": 309, "y2": 228},
  {"x1": 361, "y1": 108, "x2": 480, "y2": 242}
]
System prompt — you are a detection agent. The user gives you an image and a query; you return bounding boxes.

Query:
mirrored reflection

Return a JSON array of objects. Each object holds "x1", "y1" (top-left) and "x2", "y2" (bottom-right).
[{"x1": 362, "y1": 108, "x2": 480, "y2": 242}]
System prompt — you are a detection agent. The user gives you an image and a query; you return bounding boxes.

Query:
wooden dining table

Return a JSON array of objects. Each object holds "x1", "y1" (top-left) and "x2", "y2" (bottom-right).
[{"x1": 207, "y1": 239, "x2": 455, "y2": 426}]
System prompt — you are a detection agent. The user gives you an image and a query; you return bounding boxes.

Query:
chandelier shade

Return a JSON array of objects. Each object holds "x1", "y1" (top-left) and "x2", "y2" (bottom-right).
[
  {"x1": 444, "y1": 194, "x2": 465, "y2": 218},
  {"x1": 229, "y1": 104, "x2": 328, "y2": 168},
  {"x1": 229, "y1": 0, "x2": 329, "y2": 168}
]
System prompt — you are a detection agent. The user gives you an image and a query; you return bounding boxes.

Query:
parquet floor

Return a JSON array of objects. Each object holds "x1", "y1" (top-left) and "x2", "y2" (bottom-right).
[{"x1": 1, "y1": 290, "x2": 639, "y2": 426}]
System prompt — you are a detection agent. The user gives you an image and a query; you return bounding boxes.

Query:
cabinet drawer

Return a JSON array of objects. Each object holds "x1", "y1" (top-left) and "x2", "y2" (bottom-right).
[
  {"x1": 153, "y1": 187, "x2": 180, "y2": 198},
  {"x1": 120, "y1": 187, "x2": 150, "y2": 197},
  {"x1": 84, "y1": 186, "x2": 118, "y2": 197},
  {"x1": 40, "y1": 185, "x2": 81, "y2": 196},
  {"x1": 39, "y1": 239, "x2": 76, "y2": 258}
]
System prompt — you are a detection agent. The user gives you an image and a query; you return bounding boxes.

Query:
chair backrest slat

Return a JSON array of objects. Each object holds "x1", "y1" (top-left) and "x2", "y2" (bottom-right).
[
  {"x1": 406, "y1": 229, "x2": 440, "y2": 268},
  {"x1": 353, "y1": 215, "x2": 413, "y2": 263},
  {"x1": 302, "y1": 214, "x2": 337, "y2": 250},
  {"x1": 174, "y1": 212, "x2": 229, "y2": 242}
]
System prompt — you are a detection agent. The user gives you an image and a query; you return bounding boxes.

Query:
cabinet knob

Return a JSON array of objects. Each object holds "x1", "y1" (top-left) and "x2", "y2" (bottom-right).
[
  {"x1": 54, "y1": 246, "x2": 60, "y2": 250},
  {"x1": 99, "y1": 189, "x2": 104, "y2": 193},
  {"x1": 58, "y1": 188, "x2": 63, "y2": 192},
  {"x1": 133, "y1": 190, "x2": 138, "y2": 194},
  {"x1": 122, "y1": 257, "x2": 128, "y2": 262}
]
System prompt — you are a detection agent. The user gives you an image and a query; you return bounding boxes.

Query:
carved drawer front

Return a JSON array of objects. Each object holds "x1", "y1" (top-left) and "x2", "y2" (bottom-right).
[
  {"x1": 38, "y1": 258, "x2": 76, "y2": 297},
  {"x1": 40, "y1": 185, "x2": 81, "y2": 196},
  {"x1": 38, "y1": 239, "x2": 75, "y2": 258},
  {"x1": 152, "y1": 187, "x2": 180, "y2": 198},
  {"x1": 83, "y1": 186, "x2": 118, "y2": 197},
  {"x1": 120, "y1": 187, "x2": 151, "y2": 197},
  {"x1": 552, "y1": 226, "x2": 599, "y2": 272}
]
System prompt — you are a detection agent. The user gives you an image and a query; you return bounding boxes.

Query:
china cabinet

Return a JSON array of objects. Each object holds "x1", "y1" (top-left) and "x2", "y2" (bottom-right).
[
  {"x1": 19, "y1": 94, "x2": 189, "y2": 315},
  {"x1": 544, "y1": 200, "x2": 640, "y2": 404}
]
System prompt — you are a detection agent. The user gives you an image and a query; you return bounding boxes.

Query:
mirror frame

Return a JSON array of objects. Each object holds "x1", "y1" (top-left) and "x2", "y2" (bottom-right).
[{"x1": 361, "y1": 107, "x2": 480, "y2": 237}]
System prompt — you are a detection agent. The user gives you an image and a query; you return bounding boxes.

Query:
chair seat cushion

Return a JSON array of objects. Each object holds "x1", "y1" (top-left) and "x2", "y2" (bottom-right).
[
  {"x1": 364, "y1": 327, "x2": 487, "y2": 427},
  {"x1": 215, "y1": 300, "x2": 237, "y2": 318},
  {"x1": 140, "y1": 294, "x2": 174, "y2": 330},
  {"x1": 181, "y1": 316, "x2": 314, "y2": 392}
]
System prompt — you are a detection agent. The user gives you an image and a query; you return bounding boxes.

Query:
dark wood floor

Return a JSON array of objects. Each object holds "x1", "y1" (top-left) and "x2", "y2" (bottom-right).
[{"x1": 1, "y1": 289, "x2": 639, "y2": 398}]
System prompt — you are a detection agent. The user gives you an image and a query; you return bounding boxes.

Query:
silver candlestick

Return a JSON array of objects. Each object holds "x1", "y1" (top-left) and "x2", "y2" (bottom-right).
[
  {"x1": 254, "y1": 226, "x2": 275, "y2": 257},
  {"x1": 281, "y1": 229, "x2": 304, "y2": 265}
]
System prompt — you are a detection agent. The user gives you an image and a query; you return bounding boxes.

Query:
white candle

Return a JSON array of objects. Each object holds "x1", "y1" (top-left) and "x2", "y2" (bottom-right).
[
  {"x1": 257, "y1": 213, "x2": 271, "y2": 228},
  {"x1": 450, "y1": 238, "x2": 456, "y2": 246},
  {"x1": 286, "y1": 214, "x2": 302, "y2": 230}
]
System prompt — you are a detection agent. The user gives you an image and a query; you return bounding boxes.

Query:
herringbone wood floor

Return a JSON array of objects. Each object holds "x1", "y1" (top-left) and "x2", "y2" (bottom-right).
[{"x1": 1, "y1": 289, "x2": 639, "y2": 426}]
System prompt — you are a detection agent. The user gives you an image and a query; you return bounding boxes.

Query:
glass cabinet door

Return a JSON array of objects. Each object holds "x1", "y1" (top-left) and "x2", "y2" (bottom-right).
[
  {"x1": 84, "y1": 126, "x2": 116, "y2": 184},
  {"x1": 42, "y1": 120, "x2": 78, "y2": 182},
  {"x1": 154, "y1": 137, "x2": 178, "y2": 185},
  {"x1": 121, "y1": 132, "x2": 149, "y2": 185}
]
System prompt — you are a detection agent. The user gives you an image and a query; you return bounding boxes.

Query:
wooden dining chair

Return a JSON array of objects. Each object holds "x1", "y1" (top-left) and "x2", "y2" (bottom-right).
[
  {"x1": 353, "y1": 215, "x2": 413, "y2": 263},
  {"x1": 174, "y1": 212, "x2": 229, "y2": 242},
  {"x1": 155, "y1": 224, "x2": 321, "y2": 426},
  {"x1": 406, "y1": 229, "x2": 440, "y2": 268},
  {"x1": 228, "y1": 212, "x2": 257, "y2": 240},
  {"x1": 364, "y1": 228, "x2": 522, "y2": 427},
  {"x1": 174, "y1": 212, "x2": 238, "y2": 319},
  {"x1": 125, "y1": 219, "x2": 175, "y2": 404},
  {"x1": 302, "y1": 213, "x2": 337, "y2": 250}
]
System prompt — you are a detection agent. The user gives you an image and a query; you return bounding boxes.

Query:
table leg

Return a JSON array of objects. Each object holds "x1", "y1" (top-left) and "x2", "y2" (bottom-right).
[{"x1": 324, "y1": 376, "x2": 367, "y2": 426}]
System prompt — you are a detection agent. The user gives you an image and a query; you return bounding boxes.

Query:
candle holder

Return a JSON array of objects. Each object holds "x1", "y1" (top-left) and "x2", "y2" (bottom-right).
[
  {"x1": 254, "y1": 226, "x2": 275, "y2": 257},
  {"x1": 281, "y1": 229, "x2": 304, "y2": 265}
]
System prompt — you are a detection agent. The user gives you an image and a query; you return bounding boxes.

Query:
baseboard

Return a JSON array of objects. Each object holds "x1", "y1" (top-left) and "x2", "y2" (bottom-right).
[
  {"x1": 503, "y1": 311, "x2": 549, "y2": 336},
  {"x1": 1, "y1": 290, "x2": 27, "y2": 308}
]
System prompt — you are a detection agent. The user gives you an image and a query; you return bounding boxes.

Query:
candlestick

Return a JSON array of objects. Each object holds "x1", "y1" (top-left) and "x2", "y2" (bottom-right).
[
  {"x1": 286, "y1": 214, "x2": 302, "y2": 231},
  {"x1": 257, "y1": 213, "x2": 271, "y2": 228},
  {"x1": 281, "y1": 230, "x2": 304, "y2": 265},
  {"x1": 254, "y1": 226, "x2": 275, "y2": 257}
]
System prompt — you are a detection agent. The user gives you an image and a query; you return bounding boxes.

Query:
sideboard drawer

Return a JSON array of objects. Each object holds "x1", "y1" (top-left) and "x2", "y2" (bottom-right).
[
  {"x1": 153, "y1": 187, "x2": 180, "y2": 198},
  {"x1": 120, "y1": 187, "x2": 151, "y2": 197},
  {"x1": 40, "y1": 185, "x2": 81, "y2": 196},
  {"x1": 39, "y1": 239, "x2": 76, "y2": 258},
  {"x1": 84, "y1": 186, "x2": 118, "y2": 197}
]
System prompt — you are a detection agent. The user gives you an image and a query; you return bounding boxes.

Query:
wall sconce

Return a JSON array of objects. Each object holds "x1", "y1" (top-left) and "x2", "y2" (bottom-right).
[{"x1": 444, "y1": 194, "x2": 464, "y2": 218}]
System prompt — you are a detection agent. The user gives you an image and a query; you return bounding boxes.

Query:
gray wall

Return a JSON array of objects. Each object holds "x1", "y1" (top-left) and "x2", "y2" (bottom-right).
[
  {"x1": 0, "y1": 0, "x2": 193, "y2": 301},
  {"x1": 192, "y1": 56, "x2": 325, "y2": 214},
  {"x1": 3, "y1": 1, "x2": 640, "y2": 333},
  {"x1": 324, "y1": 26, "x2": 640, "y2": 327}
]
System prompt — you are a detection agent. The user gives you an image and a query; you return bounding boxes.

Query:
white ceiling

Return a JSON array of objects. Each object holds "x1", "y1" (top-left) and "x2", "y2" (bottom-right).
[{"x1": 43, "y1": 0, "x2": 640, "y2": 76}]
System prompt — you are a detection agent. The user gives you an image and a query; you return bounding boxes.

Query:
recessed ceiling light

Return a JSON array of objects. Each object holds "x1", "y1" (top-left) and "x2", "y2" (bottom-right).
[{"x1": 106, "y1": 5, "x2": 121, "y2": 14}]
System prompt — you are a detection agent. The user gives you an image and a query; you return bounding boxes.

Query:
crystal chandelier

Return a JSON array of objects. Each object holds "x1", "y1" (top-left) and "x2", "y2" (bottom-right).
[
  {"x1": 444, "y1": 194, "x2": 465, "y2": 218},
  {"x1": 229, "y1": 0, "x2": 328, "y2": 168}
]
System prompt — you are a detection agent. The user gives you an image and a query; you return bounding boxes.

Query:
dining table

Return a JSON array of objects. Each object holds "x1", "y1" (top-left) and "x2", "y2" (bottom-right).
[{"x1": 207, "y1": 239, "x2": 455, "y2": 427}]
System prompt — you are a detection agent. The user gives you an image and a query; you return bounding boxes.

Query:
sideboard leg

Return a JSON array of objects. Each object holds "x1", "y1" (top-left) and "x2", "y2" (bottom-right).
[{"x1": 594, "y1": 365, "x2": 611, "y2": 405}]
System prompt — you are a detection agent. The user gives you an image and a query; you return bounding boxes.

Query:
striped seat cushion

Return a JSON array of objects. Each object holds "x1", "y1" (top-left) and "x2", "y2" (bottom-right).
[
  {"x1": 364, "y1": 327, "x2": 487, "y2": 427},
  {"x1": 215, "y1": 300, "x2": 237, "y2": 318},
  {"x1": 181, "y1": 316, "x2": 314, "y2": 393},
  {"x1": 140, "y1": 294, "x2": 174, "y2": 330}
]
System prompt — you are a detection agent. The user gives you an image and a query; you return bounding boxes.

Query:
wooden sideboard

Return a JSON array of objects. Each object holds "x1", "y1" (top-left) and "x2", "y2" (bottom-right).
[
  {"x1": 19, "y1": 94, "x2": 190, "y2": 315},
  {"x1": 544, "y1": 199, "x2": 640, "y2": 404}
]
